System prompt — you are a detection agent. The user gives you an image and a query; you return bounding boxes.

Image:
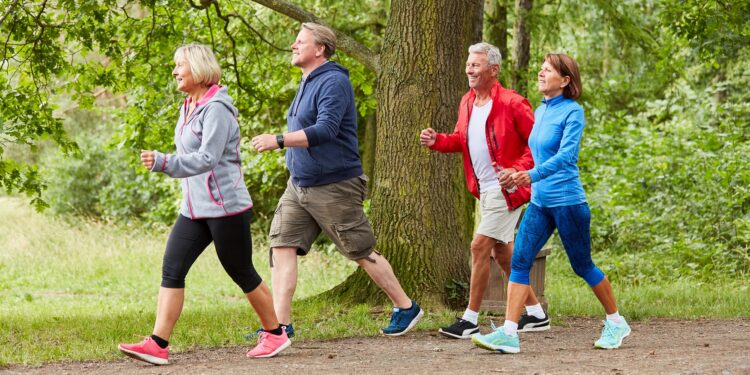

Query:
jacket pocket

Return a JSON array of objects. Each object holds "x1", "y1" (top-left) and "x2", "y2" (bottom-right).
[
  {"x1": 333, "y1": 215, "x2": 376, "y2": 255},
  {"x1": 206, "y1": 172, "x2": 223, "y2": 206},
  {"x1": 289, "y1": 149, "x2": 323, "y2": 179}
]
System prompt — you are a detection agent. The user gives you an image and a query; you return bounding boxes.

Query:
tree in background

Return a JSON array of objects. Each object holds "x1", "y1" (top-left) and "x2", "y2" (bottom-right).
[{"x1": 0, "y1": 0, "x2": 482, "y2": 305}]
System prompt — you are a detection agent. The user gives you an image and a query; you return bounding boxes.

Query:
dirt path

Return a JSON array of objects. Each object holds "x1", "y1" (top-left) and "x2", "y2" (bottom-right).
[{"x1": 5, "y1": 318, "x2": 750, "y2": 374}]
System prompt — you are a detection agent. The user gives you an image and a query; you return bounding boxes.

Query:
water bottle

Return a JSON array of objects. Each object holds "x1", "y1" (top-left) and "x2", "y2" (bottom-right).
[{"x1": 494, "y1": 163, "x2": 517, "y2": 193}]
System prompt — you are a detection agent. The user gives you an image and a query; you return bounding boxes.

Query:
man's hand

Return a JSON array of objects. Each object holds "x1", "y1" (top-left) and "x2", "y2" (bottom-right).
[
  {"x1": 497, "y1": 167, "x2": 518, "y2": 189},
  {"x1": 419, "y1": 128, "x2": 437, "y2": 147},
  {"x1": 511, "y1": 170, "x2": 532, "y2": 187},
  {"x1": 140, "y1": 150, "x2": 155, "y2": 170},
  {"x1": 251, "y1": 134, "x2": 279, "y2": 152}
]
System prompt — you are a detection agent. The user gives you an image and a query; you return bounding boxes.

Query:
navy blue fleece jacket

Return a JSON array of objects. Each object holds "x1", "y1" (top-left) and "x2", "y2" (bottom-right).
[{"x1": 286, "y1": 61, "x2": 363, "y2": 187}]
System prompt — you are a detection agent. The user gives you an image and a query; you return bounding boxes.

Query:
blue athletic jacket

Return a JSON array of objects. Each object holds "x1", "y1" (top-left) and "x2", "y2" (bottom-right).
[{"x1": 527, "y1": 94, "x2": 587, "y2": 207}]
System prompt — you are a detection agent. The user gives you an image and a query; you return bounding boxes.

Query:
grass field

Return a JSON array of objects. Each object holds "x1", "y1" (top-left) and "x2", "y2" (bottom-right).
[{"x1": 1, "y1": 197, "x2": 748, "y2": 365}]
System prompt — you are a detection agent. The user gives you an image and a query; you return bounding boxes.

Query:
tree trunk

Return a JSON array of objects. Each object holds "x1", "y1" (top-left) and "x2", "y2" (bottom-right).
[
  {"x1": 328, "y1": 0, "x2": 483, "y2": 306},
  {"x1": 511, "y1": 0, "x2": 532, "y2": 96},
  {"x1": 361, "y1": 113, "x2": 377, "y2": 191},
  {"x1": 485, "y1": 0, "x2": 509, "y2": 81}
]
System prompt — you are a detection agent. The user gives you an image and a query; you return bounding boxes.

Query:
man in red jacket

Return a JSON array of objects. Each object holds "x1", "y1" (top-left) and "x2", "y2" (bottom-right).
[{"x1": 420, "y1": 42, "x2": 548, "y2": 339}]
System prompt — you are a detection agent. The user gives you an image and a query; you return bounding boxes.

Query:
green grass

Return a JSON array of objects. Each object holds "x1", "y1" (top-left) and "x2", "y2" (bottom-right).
[
  {"x1": 1, "y1": 196, "x2": 748, "y2": 365},
  {"x1": 544, "y1": 249, "x2": 750, "y2": 320}
]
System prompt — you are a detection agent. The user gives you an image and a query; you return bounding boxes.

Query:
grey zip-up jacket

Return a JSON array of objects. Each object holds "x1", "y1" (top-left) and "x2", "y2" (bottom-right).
[{"x1": 151, "y1": 85, "x2": 252, "y2": 219}]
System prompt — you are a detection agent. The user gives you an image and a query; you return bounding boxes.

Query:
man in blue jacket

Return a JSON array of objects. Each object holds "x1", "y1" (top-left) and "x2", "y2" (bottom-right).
[{"x1": 251, "y1": 23, "x2": 423, "y2": 337}]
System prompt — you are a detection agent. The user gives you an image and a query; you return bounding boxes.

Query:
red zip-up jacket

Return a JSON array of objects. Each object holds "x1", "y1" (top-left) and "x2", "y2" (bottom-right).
[{"x1": 430, "y1": 81, "x2": 535, "y2": 211}]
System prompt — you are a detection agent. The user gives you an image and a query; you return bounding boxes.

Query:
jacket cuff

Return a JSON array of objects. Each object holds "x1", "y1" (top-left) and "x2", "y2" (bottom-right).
[
  {"x1": 302, "y1": 127, "x2": 320, "y2": 147},
  {"x1": 528, "y1": 168, "x2": 541, "y2": 183},
  {"x1": 152, "y1": 151, "x2": 167, "y2": 173},
  {"x1": 429, "y1": 134, "x2": 444, "y2": 150}
]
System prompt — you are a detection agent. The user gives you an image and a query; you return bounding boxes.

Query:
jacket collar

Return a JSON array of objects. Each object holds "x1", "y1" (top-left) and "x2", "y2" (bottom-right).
[
  {"x1": 468, "y1": 81, "x2": 503, "y2": 104},
  {"x1": 541, "y1": 94, "x2": 566, "y2": 106}
]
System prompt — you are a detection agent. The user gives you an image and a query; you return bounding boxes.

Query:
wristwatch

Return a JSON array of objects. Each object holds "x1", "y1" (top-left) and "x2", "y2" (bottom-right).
[{"x1": 276, "y1": 134, "x2": 285, "y2": 149}]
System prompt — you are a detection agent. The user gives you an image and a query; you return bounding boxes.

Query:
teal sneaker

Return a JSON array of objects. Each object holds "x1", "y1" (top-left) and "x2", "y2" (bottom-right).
[
  {"x1": 471, "y1": 327, "x2": 520, "y2": 354},
  {"x1": 594, "y1": 319, "x2": 631, "y2": 349}
]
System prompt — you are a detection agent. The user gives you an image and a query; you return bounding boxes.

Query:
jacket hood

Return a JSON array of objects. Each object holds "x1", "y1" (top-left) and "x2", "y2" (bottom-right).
[
  {"x1": 307, "y1": 61, "x2": 350, "y2": 81},
  {"x1": 190, "y1": 85, "x2": 238, "y2": 117}
]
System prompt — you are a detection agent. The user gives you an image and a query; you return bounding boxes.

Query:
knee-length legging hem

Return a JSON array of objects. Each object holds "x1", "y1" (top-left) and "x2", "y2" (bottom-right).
[
  {"x1": 509, "y1": 203, "x2": 605, "y2": 287},
  {"x1": 161, "y1": 210, "x2": 263, "y2": 293}
]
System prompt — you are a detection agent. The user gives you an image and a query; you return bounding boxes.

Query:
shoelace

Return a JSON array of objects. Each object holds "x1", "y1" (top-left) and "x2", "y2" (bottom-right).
[
  {"x1": 601, "y1": 321, "x2": 618, "y2": 339},
  {"x1": 389, "y1": 310, "x2": 404, "y2": 328},
  {"x1": 256, "y1": 331, "x2": 269, "y2": 347}
]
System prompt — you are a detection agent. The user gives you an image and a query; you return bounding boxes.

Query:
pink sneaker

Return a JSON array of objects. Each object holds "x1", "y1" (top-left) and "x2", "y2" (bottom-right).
[
  {"x1": 246, "y1": 329, "x2": 291, "y2": 358},
  {"x1": 118, "y1": 336, "x2": 169, "y2": 365}
]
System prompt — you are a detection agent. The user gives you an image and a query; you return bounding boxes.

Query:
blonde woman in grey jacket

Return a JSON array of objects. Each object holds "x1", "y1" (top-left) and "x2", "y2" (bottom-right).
[{"x1": 118, "y1": 44, "x2": 290, "y2": 365}]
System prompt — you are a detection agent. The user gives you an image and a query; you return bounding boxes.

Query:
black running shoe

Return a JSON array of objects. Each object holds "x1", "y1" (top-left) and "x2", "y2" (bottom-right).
[
  {"x1": 438, "y1": 318, "x2": 479, "y2": 339},
  {"x1": 517, "y1": 312, "x2": 550, "y2": 332}
]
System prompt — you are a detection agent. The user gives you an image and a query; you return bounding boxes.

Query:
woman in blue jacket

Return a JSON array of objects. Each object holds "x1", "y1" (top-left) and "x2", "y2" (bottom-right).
[{"x1": 472, "y1": 53, "x2": 630, "y2": 353}]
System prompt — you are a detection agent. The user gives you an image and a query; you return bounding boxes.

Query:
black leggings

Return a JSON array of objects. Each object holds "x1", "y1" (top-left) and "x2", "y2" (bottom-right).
[{"x1": 161, "y1": 210, "x2": 262, "y2": 293}]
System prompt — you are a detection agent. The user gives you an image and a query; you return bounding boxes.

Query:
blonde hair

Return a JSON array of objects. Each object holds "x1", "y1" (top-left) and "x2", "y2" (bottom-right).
[
  {"x1": 301, "y1": 23, "x2": 337, "y2": 58},
  {"x1": 173, "y1": 43, "x2": 221, "y2": 86}
]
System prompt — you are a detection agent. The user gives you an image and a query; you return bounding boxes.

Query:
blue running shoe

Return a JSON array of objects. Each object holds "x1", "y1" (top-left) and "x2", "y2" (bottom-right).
[
  {"x1": 381, "y1": 300, "x2": 424, "y2": 336},
  {"x1": 244, "y1": 323, "x2": 295, "y2": 341},
  {"x1": 471, "y1": 327, "x2": 520, "y2": 354},
  {"x1": 594, "y1": 319, "x2": 631, "y2": 349}
]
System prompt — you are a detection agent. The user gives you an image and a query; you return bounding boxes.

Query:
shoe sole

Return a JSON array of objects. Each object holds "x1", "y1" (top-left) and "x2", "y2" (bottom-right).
[
  {"x1": 382, "y1": 309, "x2": 424, "y2": 336},
  {"x1": 247, "y1": 338, "x2": 292, "y2": 358},
  {"x1": 118, "y1": 345, "x2": 169, "y2": 365},
  {"x1": 438, "y1": 328, "x2": 479, "y2": 339},
  {"x1": 517, "y1": 323, "x2": 551, "y2": 333},
  {"x1": 471, "y1": 336, "x2": 520, "y2": 354},
  {"x1": 594, "y1": 327, "x2": 631, "y2": 350}
]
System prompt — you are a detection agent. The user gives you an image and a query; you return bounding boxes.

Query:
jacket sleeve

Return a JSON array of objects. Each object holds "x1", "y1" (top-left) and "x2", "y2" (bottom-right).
[
  {"x1": 151, "y1": 103, "x2": 231, "y2": 178},
  {"x1": 302, "y1": 77, "x2": 350, "y2": 147},
  {"x1": 527, "y1": 107, "x2": 585, "y2": 183},
  {"x1": 429, "y1": 105, "x2": 463, "y2": 153},
  {"x1": 511, "y1": 96, "x2": 535, "y2": 172}
]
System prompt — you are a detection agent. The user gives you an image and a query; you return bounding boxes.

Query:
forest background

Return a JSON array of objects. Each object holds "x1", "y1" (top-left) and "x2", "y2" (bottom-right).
[{"x1": 0, "y1": 0, "x2": 748, "y2": 365}]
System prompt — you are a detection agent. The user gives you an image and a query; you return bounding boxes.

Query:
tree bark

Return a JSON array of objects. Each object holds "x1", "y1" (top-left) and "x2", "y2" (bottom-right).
[
  {"x1": 511, "y1": 0, "x2": 532, "y2": 96},
  {"x1": 329, "y1": 0, "x2": 483, "y2": 305}
]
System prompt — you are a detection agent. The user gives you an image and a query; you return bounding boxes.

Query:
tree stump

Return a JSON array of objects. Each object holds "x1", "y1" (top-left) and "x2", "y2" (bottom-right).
[{"x1": 480, "y1": 248, "x2": 551, "y2": 314}]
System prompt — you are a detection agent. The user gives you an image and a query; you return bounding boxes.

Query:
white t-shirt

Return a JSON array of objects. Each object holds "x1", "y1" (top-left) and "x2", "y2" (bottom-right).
[{"x1": 467, "y1": 100, "x2": 500, "y2": 193}]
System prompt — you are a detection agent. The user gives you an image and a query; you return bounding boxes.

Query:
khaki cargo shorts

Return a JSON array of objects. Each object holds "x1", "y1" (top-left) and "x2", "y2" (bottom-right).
[
  {"x1": 476, "y1": 188, "x2": 522, "y2": 243},
  {"x1": 269, "y1": 175, "x2": 376, "y2": 261}
]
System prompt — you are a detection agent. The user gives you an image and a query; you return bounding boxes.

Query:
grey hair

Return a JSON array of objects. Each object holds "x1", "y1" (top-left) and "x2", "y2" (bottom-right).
[{"x1": 468, "y1": 42, "x2": 502, "y2": 67}]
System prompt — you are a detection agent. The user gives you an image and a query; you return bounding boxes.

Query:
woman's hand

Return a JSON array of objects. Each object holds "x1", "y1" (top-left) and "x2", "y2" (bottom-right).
[
  {"x1": 511, "y1": 170, "x2": 532, "y2": 187},
  {"x1": 497, "y1": 167, "x2": 517, "y2": 189},
  {"x1": 419, "y1": 128, "x2": 437, "y2": 147},
  {"x1": 140, "y1": 150, "x2": 155, "y2": 170}
]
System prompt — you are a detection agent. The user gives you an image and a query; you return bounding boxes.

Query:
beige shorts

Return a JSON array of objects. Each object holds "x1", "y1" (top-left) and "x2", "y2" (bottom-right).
[
  {"x1": 268, "y1": 175, "x2": 376, "y2": 261},
  {"x1": 476, "y1": 188, "x2": 522, "y2": 243}
]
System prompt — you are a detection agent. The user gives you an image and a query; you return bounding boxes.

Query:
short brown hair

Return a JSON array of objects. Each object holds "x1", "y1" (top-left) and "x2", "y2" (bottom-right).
[
  {"x1": 544, "y1": 53, "x2": 582, "y2": 100},
  {"x1": 301, "y1": 23, "x2": 337, "y2": 59}
]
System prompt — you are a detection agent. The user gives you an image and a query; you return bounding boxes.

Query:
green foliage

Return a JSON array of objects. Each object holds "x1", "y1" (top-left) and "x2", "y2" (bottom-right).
[
  {"x1": 43, "y1": 141, "x2": 180, "y2": 224},
  {"x1": 1, "y1": 0, "x2": 382, "y2": 226},
  {"x1": 444, "y1": 278, "x2": 469, "y2": 309}
]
